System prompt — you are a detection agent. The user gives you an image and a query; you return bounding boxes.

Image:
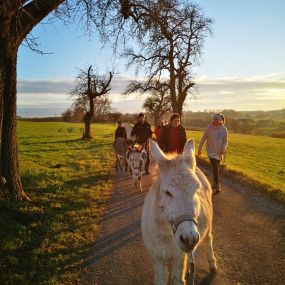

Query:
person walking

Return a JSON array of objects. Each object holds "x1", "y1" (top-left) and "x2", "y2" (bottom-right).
[
  {"x1": 130, "y1": 113, "x2": 152, "y2": 174},
  {"x1": 115, "y1": 121, "x2": 127, "y2": 139},
  {"x1": 159, "y1": 113, "x2": 187, "y2": 154},
  {"x1": 198, "y1": 113, "x2": 228, "y2": 193},
  {"x1": 154, "y1": 119, "x2": 164, "y2": 143}
]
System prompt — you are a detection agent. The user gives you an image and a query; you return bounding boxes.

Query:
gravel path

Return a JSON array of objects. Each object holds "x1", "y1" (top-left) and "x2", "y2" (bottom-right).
[{"x1": 80, "y1": 162, "x2": 285, "y2": 285}]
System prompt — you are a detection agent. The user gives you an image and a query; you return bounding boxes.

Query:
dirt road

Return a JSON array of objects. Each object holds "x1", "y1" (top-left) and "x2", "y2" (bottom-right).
[{"x1": 80, "y1": 162, "x2": 285, "y2": 285}]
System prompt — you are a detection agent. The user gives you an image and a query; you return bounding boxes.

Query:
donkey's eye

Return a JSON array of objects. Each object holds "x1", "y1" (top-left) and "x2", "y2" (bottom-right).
[{"x1": 166, "y1": 190, "x2": 173, "y2": 198}]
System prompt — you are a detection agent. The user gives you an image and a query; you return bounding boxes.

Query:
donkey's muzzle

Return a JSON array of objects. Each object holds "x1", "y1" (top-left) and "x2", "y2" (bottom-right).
[{"x1": 179, "y1": 231, "x2": 200, "y2": 253}]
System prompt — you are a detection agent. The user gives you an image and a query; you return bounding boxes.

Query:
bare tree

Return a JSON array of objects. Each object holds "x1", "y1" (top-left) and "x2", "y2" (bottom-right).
[
  {"x1": 93, "y1": 96, "x2": 112, "y2": 122},
  {"x1": 0, "y1": 0, "x2": 211, "y2": 200},
  {"x1": 0, "y1": 1, "x2": 127, "y2": 200},
  {"x1": 143, "y1": 93, "x2": 171, "y2": 126},
  {"x1": 71, "y1": 65, "x2": 113, "y2": 139},
  {"x1": 62, "y1": 108, "x2": 73, "y2": 122},
  {"x1": 121, "y1": 1, "x2": 212, "y2": 116},
  {"x1": 96, "y1": 0, "x2": 212, "y2": 116},
  {"x1": 125, "y1": 78, "x2": 171, "y2": 125},
  {"x1": 0, "y1": 1, "x2": 69, "y2": 200},
  {"x1": 97, "y1": 1, "x2": 212, "y2": 115}
]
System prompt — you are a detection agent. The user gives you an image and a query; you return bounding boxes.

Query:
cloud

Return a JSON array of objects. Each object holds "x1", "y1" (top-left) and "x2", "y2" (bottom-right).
[
  {"x1": 18, "y1": 78, "x2": 75, "y2": 94},
  {"x1": 17, "y1": 73, "x2": 285, "y2": 117},
  {"x1": 185, "y1": 74, "x2": 285, "y2": 111}
]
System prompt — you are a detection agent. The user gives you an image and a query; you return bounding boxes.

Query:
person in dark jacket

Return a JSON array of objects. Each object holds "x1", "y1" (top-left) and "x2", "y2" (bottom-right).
[
  {"x1": 159, "y1": 113, "x2": 187, "y2": 154},
  {"x1": 130, "y1": 113, "x2": 152, "y2": 174},
  {"x1": 115, "y1": 121, "x2": 127, "y2": 139}
]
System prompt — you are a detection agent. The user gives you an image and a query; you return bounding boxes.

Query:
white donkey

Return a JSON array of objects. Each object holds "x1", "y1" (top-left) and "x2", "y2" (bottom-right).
[
  {"x1": 142, "y1": 139, "x2": 217, "y2": 285},
  {"x1": 126, "y1": 143, "x2": 147, "y2": 192}
]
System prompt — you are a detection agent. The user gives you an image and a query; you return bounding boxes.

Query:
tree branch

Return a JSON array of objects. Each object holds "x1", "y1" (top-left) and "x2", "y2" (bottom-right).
[{"x1": 18, "y1": 0, "x2": 65, "y2": 43}]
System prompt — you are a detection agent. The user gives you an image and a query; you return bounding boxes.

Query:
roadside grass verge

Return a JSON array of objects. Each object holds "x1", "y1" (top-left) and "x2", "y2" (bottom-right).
[
  {"x1": 0, "y1": 122, "x2": 116, "y2": 284},
  {"x1": 187, "y1": 130, "x2": 285, "y2": 202}
]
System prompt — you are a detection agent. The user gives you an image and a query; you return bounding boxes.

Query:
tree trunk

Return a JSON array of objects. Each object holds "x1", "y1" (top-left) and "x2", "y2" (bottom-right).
[
  {"x1": 83, "y1": 112, "x2": 93, "y2": 139},
  {"x1": 172, "y1": 101, "x2": 183, "y2": 116},
  {"x1": 82, "y1": 66, "x2": 95, "y2": 140},
  {"x1": 0, "y1": 48, "x2": 4, "y2": 178},
  {"x1": 0, "y1": 41, "x2": 29, "y2": 201}
]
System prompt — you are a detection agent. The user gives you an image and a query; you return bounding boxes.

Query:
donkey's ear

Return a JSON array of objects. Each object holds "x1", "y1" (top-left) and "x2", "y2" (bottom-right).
[
  {"x1": 150, "y1": 140, "x2": 167, "y2": 166},
  {"x1": 183, "y1": 139, "x2": 196, "y2": 167},
  {"x1": 126, "y1": 150, "x2": 131, "y2": 160}
]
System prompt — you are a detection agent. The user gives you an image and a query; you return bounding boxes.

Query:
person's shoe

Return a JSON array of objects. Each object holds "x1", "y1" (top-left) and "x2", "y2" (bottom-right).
[
  {"x1": 215, "y1": 184, "x2": 221, "y2": 193},
  {"x1": 212, "y1": 181, "x2": 221, "y2": 194}
]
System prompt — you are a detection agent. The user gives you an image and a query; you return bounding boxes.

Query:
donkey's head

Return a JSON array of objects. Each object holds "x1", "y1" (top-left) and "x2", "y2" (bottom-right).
[{"x1": 150, "y1": 139, "x2": 201, "y2": 253}]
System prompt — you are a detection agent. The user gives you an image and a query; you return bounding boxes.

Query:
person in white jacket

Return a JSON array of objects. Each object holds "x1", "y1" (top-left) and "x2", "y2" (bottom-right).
[{"x1": 198, "y1": 114, "x2": 228, "y2": 193}]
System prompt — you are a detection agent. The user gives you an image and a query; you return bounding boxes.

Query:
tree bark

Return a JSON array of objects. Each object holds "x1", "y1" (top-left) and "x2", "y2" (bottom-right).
[
  {"x1": 0, "y1": 45, "x2": 5, "y2": 179},
  {"x1": 0, "y1": 39, "x2": 29, "y2": 200},
  {"x1": 82, "y1": 66, "x2": 95, "y2": 140},
  {"x1": 83, "y1": 111, "x2": 93, "y2": 140},
  {"x1": 172, "y1": 101, "x2": 183, "y2": 116}
]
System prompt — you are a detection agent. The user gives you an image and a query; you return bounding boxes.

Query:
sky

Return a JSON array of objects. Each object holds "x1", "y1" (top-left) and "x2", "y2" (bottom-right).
[{"x1": 17, "y1": 0, "x2": 285, "y2": 117}]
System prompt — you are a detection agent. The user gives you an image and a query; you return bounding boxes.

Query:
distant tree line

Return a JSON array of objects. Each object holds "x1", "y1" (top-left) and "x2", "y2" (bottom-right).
[
  {"x1": 62, "y1": 106, "x2": 140, "y2": 125},
  {"x1": 61, "y1": 108, "x2": 285, "y2": 138},
  {"x1": 62, "y1": 96, "x2": 112, "y2": 123},
  {"x1": 183, "y1": 109, "x2": 285, "y2": 138}
]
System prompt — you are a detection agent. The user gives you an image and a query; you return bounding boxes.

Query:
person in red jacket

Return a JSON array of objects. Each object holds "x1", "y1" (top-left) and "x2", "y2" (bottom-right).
[
  {"x1": 159, "y1": 113, "x2": 187, "y2": 154},
  {"x1": 154, "y1": 120, "x2": 164, "y2": 142}
]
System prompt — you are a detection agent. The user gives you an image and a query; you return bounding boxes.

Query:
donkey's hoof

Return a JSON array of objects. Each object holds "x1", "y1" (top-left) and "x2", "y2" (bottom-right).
[
  {"x1": 0, "y1": 177, "x2": 6, "y2": 186},
  {"x1": 210, "y1": 266, "x2": 218, "y2": 275},
  {"x1": 185, "y1": 275, "x2": 195, "y2": 285}
]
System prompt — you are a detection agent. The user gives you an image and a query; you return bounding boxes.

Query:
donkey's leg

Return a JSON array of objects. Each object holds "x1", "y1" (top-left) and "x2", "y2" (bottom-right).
[
  {"x1": 115, "y1": 155, "x2": 119, "y2": 172},
  {"x1": 206, "y1": 231, "x2": 217, "y2": 274},
  {"x1": 173, "y1": 254, "x2": 186, "y2": 285},
  {"x1": 135, "y1": 179, "x2": 139, "y2": 191},
  {"x1": 152, "y1": 258, "x2": 168, "y2": 285},
  {"x1": 139, "y1": 176, "x2": 142, "y2": 192},
  {"x1": 119, "y1": 156, "x2": 124, "y2": 172},
  {"x1": 124, "y1": 160, "x2": 128, "y2": 173},
  {"x1": 185, "y1": 252, "x2": 195, "y2": 285}
]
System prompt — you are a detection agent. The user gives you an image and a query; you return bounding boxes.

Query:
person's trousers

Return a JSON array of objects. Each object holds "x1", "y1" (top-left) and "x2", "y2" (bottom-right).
[
  {"x1": 144, "y1": 140, "x2": 150, "y2": 171},
  {"x1": 209, "y1": 158, "x2": 221, "y2": 186}
]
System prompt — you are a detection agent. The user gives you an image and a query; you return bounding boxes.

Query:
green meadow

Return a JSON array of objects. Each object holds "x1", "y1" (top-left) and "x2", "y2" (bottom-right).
[
  {"x1": 0, "y1": 121, "x2": 116, "y2": 284},
  {"x1": 187, "y1": 130, "x2": 285, "y2": 201},
  {"x1": 0, "y1": 122, "x2": 284, "y2": 284}
]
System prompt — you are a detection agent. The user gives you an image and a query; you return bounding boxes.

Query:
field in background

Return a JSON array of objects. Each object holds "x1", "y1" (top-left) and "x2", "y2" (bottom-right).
[
  {"x1": 187, "y1": 130, "x2": 285, "y2": 200},
  {"x1": 182, "y1": 109, "x2": 285, "y2": 138},
  {"x1": 0, "y1": 122, "x2": 116, "y2": 285}
]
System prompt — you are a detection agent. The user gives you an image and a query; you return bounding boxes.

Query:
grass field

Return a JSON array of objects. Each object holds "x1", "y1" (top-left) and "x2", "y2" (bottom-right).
[
  {"x1": 187, "y1": 130, "x2": 285, "y2": 201},
  {"x1": 0, "y1": 121, "x2": 116, "y2": 285},
  {"x1": 0, "y1": 122, "x2": 284, "y2": 285}
]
